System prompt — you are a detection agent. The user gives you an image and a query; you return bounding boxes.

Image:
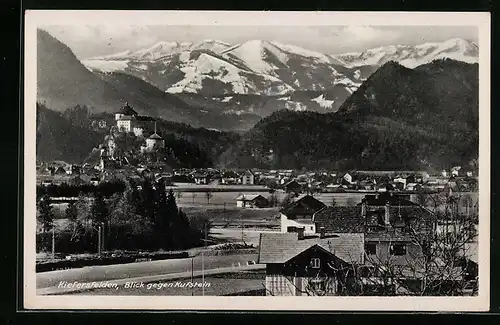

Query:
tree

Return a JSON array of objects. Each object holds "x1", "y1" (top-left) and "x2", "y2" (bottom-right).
[
  {"x1": 363, "y1": 192, "x2": 478, "y2": 296},
  {"x1": 75, "y1": 192, "x2": 92, "y2": 226},
  {"x1": 37, "y1": 194, "x2": 54, "y2": 232},
  {"x1": 191, "y1": 192, "x2": 197, "y2": 204},
  {"x1": 345, "y1": 197, "x2": 357, "y2": 207},
  {"x1": 65, "y1": 202, "x2": 82, "y2": 242},
  {"x1": 330, "y1": 197, "x2": 337, "y2": 207},
  {"x1": 139, "y1": 178, "x2": 156, "y2": 224},
  {"x1": 91, "y1": 193, "x2": 109, "y2": 224},
  {"x1": 205, "y1": 191, "x2": 214, "y2": 204},
  {"x1": 175, "y1": 190, "x2": 183, "y2": 200},
  {"x1": 268, "y1": 192, "x2": 279, "y2": 207},
  {"x1": 281, "y1": 193, "x2": 294, "y2": 207}
]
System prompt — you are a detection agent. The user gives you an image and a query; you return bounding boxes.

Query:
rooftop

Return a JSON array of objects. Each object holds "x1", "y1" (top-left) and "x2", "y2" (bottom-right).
[
  {"x1": 148, "y1": 133, "x2": 163, "y2": 140},
  {"x1": 235, "y1": 194, "x2": 266, "y2": 201},
  {"x1": 116, "y1": 103, "x2": 138, "y2": 116},
  {"x1": 280, "y1": 195, "x2": 326, "y2": 216},
  {"x1": 258, "y1": 232, "x2": 364, "y2": 264},
  {"x1": 313, "y1": 206, "x2": 365, "y2": 233}
]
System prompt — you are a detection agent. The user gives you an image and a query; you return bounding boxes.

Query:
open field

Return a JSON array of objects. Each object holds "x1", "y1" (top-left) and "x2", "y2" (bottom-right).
[
  {"x1": 68, "y1": 269, "x2": 266, "y2": 296},
  {"x1": 210, "y1": 228, "x2": 280, "y2": 247}
]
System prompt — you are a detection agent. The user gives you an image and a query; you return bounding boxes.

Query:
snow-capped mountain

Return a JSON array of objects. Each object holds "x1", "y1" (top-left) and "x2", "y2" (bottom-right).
[
  {"x1": 86, "y1": 40, "x2": 233, "y2": 61},
  {"x1": 332, "y1": 38, "x2": 478, "y2": 69},
  {"x1": 82, "y1": 39, "x2": 363, "y2": 97}
]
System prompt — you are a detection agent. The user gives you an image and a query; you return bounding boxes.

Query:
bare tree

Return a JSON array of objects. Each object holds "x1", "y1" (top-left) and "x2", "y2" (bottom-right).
[
  {"x1": 268, "y1": 192, "x2": 279, "y2": 207},
  {"x1": 364, "y1": 192, "x2": 478, "y2": 296},
  {"x1": 205, "y1": 191, "x2": 214, "y2": 204}
]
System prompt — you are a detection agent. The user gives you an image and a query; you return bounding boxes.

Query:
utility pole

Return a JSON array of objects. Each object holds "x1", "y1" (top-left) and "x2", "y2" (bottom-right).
[
  {"x1": 51, "y1": 224, "x2": 55, "y2": 260},
  {"x1": 202, "y1": 222, "x2": 207, "y2": 296},
  {"x1": 98, "y1": 224, "x2": 102, "y2": 256},
  {"x1": 191, "y1": 256, "x2": 194, "y2": 296}
]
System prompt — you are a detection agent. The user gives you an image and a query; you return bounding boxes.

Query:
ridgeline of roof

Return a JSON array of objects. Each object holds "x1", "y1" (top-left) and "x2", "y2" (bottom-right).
[
  {"x1": 116, "y1": 103, "x2": 138, "y2": 116},
  {"x1": 258, "y1": 232, "x2": 364, "y2": 264},
  {"x1": 235, "y1": 194, "x2": 265, "y2": 201},
  {"x1": 313, "y1": 206, "x2": 364, "y2": 233},
  {"x1": 136, "y1": 115, "x2": 156, "y2": 122},
  {"x1": 280, "y1": 195, "x2": 326, "y2": 215},
  {"x1": 148, "y1": 133, "x2": 163, "y2": 140},
  {"x1": 362, "y1": 193, "x2": 415, "y2": 206}
]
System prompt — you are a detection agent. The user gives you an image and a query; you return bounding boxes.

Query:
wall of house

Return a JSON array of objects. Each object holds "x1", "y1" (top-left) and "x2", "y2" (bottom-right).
[
  {"x1": 265, "y1": 274, "x2": 297, "y2": 296},
  {"x1": 117, "y1": 120, "x2": 131, "y2": 132},
  {"x1": 365, "y1": 240, "x2": 423, "y2": 270},
  {"x1": 280, "y1": 213, "x2": 316, "y2": 235}
]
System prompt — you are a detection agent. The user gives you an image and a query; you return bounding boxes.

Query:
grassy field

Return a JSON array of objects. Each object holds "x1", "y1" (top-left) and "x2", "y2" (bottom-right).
[{"x1": 68, "y1": 269, "x2": 266, "y2": 296}]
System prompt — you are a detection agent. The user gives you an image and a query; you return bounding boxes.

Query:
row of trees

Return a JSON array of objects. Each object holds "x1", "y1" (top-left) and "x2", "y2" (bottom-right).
[
  {"x1": 37, "y1": 180, "x2": 126, "y2": 198},
  {"x1": 37, "y1": 178, "x2": 209, "y2": 254}
]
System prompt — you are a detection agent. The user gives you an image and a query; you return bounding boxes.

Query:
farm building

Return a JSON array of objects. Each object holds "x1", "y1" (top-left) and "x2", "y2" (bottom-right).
[{"x1": 235, "y1": 194, "x2": 269, "y2": 208}]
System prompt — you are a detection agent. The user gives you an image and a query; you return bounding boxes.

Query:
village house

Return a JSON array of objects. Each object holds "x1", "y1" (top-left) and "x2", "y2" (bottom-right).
[
  {"x1": 258, "y1": 232, "x2": 365, "y2": 296},
  {"x1": 280, "y1": 195, "x2": 326, "y2": 236},
  {"x1": 310, "y1": 192, "x2": 438, "y2": 293},
  {"x1": 115, "y1": 102, "x2": 156, "y2": 136},
  {"x1": 235, "y1": 194, "x2": 269, "y2": 208},
  {"x1": 284, "y1": 180, "x2": 303, "y2": 194},
  {"x1": 193, "y1": 172, "x2": 210, "y2": 185},
  {"x1": 241, "y1": 169, "x2": 256, "y2": 185}
]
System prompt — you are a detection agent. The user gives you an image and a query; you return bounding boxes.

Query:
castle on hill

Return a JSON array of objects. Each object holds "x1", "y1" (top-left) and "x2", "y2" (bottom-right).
[{"x1": 115, "y1": 102, "x2": 156, "y2": 137}]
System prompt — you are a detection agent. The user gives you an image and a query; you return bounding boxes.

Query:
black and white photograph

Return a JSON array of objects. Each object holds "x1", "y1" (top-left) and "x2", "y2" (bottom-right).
[{"x1": 23, "y1": 11, "x2": 490, "y2": 311}]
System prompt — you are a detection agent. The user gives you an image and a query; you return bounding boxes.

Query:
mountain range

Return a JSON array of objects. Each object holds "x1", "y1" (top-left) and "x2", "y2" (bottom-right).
[
  {"x1": 38, "y1": 29, "x2": 478, "y2": 131},
  {"x1": 36, "y1": 29, "x2": 479, "y2": 170},
  {"x1": 222, "y1": 59, "x2": 479, "y2": 171}
]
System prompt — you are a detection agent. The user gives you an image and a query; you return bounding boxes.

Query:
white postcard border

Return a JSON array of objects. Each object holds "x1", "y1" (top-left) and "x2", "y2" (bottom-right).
[{"x1": 24, "y1": 10, "x2": 491, "y2": 311}]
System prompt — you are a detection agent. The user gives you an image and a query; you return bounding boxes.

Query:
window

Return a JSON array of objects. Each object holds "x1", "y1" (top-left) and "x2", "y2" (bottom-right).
[
  {"x1": 390, "y1": 243, "x2": 407, "y2": 256},
  {"x1": 365, "y1": 243, "x2": 377, "y2": 255},
  {"x1": 311, "y1": 258, "x2": 321, "y2": 268}
]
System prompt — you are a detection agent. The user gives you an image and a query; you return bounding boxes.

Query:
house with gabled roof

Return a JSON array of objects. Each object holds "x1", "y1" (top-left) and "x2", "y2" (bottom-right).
[
  {"x1": 258, "y1": 232, "x2": 365, "y2": 296},
  {"x1": 241, "y1": 169, "x2": 256, "y2": 185},
  {"x1": 280, "y1": 195, "x2": 326, "y2": 236},
  {"x1": 235, "y1": 194, "x2": 269, "y2": 208}
]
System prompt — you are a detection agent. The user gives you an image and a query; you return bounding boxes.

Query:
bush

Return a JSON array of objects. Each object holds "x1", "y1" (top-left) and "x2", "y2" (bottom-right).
[{"x1": 36, "y1": 230, "x2": 98, "y2": 254}]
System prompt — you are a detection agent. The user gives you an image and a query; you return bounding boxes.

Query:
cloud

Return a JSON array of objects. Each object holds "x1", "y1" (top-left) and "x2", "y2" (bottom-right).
[{"x1": 340, "y1": 25, "x2": 400, "y2": 43}]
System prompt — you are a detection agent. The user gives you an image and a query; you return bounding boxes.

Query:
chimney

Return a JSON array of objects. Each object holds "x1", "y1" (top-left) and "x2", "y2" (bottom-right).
[
  {"x1": 361, "y1": 198, "x2": 367, "y2": 217},
  {"x1": 319, "y1": 227, "x2": 325, "y2": 239},
  {"x1": 297, "y1": 227, "x2": 305, "y2": 240},
  {"x1": 384, "y1": 201, "x2": 391, "y2": 226}
]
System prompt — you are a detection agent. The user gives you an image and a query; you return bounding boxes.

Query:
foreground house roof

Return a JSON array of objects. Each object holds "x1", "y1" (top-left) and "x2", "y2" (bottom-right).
[
  {"x1": 258, "y1": 232, "x2": 364, "y2": 265},
  {"x1": 313, "y1": 206, "x2": 365, "y2": 233}
]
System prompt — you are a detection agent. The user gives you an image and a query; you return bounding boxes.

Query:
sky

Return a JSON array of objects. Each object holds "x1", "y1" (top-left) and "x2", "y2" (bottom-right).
[{"x1": 42, "y1": 25, "x2": 479, "y2": 59}]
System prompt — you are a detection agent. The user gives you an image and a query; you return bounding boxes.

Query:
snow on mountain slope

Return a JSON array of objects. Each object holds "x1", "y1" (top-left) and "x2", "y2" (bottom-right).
[
  {"x1": 86, "y1": 39, "x2": 233, "y2": 62},
  {"x1": 82, "y1": 59, "x2": 130, "y2": 72},
  {"x1": 270, "y1": 41, "x2": 332, "y2": 63},
  {"x1": 333, "y1": 38, "x2": 478, "y2": 68},
  {"x1": 222, "y1": 40, "x2": 289, "y2": 75},
  {"x1": 311, "y1": 94, "x2": 335, "y2": 108},
  {"x1": 81, "y1": 38, "x2": 478, "y2": 98},
  {"x1": 165, "y1": 52, "x2": 293, "y2": 95}
]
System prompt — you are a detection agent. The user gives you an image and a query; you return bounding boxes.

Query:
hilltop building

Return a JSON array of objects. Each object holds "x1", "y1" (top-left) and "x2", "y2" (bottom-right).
[
  {"x1": 115, "y1": 102, "x2": 155, "y2": 136},
  {"x1": 141, "y1": 122, "x2": 165, "y2": 153}
]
